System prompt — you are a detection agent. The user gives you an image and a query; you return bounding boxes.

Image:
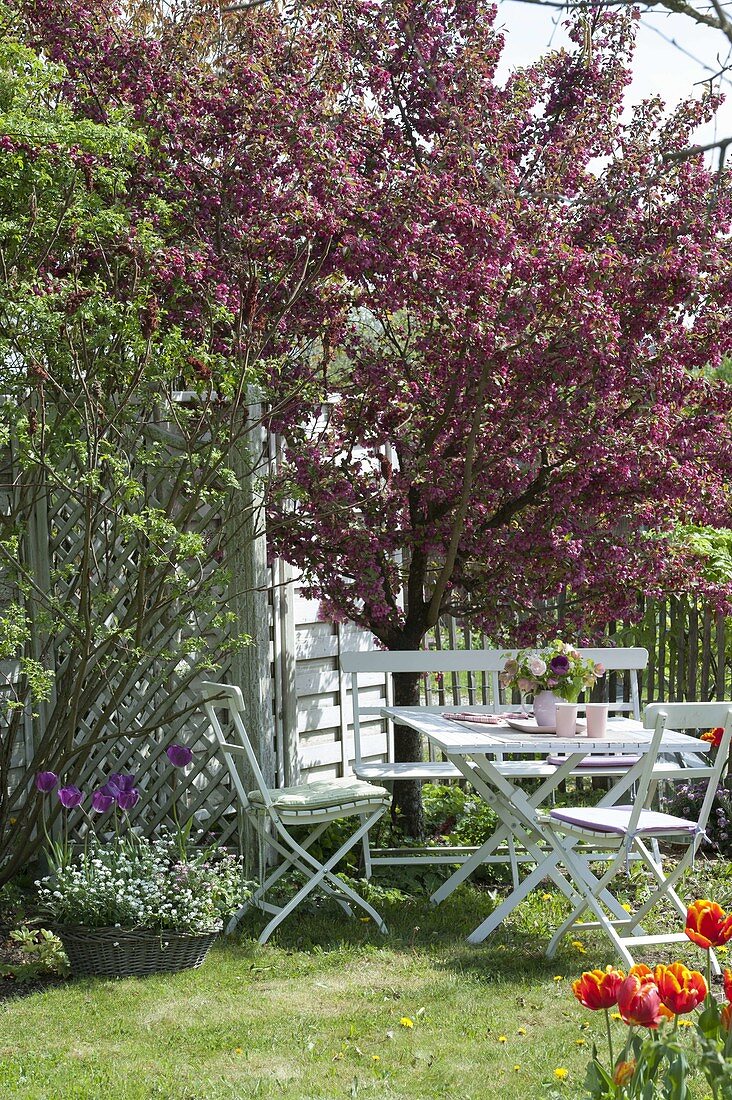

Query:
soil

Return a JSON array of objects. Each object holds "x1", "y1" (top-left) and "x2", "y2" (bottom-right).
[{"x1": 0, "y1": 932, "x2": 67, "y2": 1002}]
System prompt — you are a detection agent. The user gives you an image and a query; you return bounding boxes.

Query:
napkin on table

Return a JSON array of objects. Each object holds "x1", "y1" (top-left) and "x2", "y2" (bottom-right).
[{"x1": 443, "y1": 711, "x2": 528, "y2": 724}]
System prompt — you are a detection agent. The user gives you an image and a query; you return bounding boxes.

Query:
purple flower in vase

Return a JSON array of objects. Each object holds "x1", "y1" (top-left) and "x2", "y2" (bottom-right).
[
  {"x1": 549, "y1": 655, "x2": 570, "y2": 675},
  {"x1": 116, "y1": 788, "x2": 140, "y2": 811},
  {"x1": 90, "y1": 790, "x2": 115, "y2": 813},
  {"x1": 57, "y1": 785, "x2": 84, "y2": 809},
  {"x1": 166, "y1": 744, "x2": 193, "y2": 768},
  {"x1": 35, "y1": 771, "x2": 58, "y2": 793}
]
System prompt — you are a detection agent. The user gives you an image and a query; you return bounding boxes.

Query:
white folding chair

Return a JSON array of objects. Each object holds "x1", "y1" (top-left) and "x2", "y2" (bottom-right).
[
  {"x1": 542, "y1": 703, "x2": 732, "y2": 971},
  {"x1": 201, "y1": 681, "x2": 391, "y2": 944}
]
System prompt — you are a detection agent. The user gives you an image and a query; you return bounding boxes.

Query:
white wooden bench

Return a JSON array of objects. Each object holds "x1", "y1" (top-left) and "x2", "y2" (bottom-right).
[
  {"x1": 341, "y1": 647, "x2": 648, "y2": 783},
  {"x1": 339, "y1": 647, "x2": 649, "y2": 875}
]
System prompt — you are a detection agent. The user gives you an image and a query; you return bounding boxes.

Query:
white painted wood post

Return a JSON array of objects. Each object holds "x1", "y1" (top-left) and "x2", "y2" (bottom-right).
[{"x1": 228, "y1": 402, "x2": 276, "y2": 873}]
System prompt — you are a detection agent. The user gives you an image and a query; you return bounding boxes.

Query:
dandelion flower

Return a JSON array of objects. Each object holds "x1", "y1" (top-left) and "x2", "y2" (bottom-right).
[
  {"x1": 576, "y1": 1039, "x2": 586, "y2": 1046},
  {"x1": 399, "y1": 1017, "x2": 414, "y2": 1029},
  {"x1": 610, "y1": 1012, "x2": 622, "y2": 1020},
  {"x1": 554, "y1": 975, "x2": 564, "y2": 982},
  {"x1": 498, "y1": 1035, "x2": 507, "y2": 1043},
  {"x1": 513, "y1": 1064, "x2": 521, "y2": 1072},
  {"x1": 571, "y1": 940, "x2": 586, "y2": 953},
  {"x1": 517, "y1": 1027, "x2": 527, "y2": 1036},
  {"x1": 621, "y1": 903, "x2": 632, "y2": 913},
  {"x1": 542, "y1": 893, "x2": 552, "y2": 901},
  {"x1": 372, "y1": 1055, "x2": 381, "y2": 1062},
  {"x1": 554, "y1": 1068, "x2": 569, "y2": 1080},
  {"x1": 235, "y1": 1048, "x2": 243, "y2": 1055}
]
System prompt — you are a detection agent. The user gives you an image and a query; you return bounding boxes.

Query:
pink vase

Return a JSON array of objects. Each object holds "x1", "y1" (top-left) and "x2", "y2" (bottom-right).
[{"x1": 532, "y1": 691, "x2": 560, "y2": 727}]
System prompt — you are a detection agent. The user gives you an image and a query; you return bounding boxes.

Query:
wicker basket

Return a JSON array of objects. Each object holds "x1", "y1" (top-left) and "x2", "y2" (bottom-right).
[{"x1": 55, "y1": 925, "x2": 220, "y2": 979}]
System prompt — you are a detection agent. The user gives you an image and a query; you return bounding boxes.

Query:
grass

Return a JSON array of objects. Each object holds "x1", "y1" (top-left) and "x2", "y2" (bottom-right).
[{"x1": 0, "y1": 862, "x2": 731, "y2": 1100}]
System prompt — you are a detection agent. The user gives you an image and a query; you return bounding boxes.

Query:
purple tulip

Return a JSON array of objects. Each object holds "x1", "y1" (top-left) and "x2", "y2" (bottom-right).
[
  {"x1": 35, "y1": 771, "x2": 58, "y2": 793},
  {"x1": 116, "y1": 788, "x2": 140, "y2": 811},
  {"x1": 102, "y1": 772, "x2": 136, "y2": 796},
  {"x1": 166, "y1": 744, "x2": 193, "y2": 768},
  {"x1": 57, "y1": 785, "x2": 84, "y2": 809},
  {"x1": 90, "y1": 790, "x2": 115, "y2": 813},
  {"x1": 549, "y1": 654, "x2": 570, "y2": 675}
]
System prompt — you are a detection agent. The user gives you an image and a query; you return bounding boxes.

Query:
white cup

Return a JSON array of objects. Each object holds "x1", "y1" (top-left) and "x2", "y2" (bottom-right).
[
  {"x1": 555, "y1": 703, "x2": 579, "y2": 737},
  {"x1": 585, "y1": 703, "x2": 609, "y2": 738}
]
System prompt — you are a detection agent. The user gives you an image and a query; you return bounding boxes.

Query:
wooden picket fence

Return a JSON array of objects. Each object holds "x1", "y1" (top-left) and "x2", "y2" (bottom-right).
[{"x1": 422, "y1": 597, "x2": 731, "y2": 712}]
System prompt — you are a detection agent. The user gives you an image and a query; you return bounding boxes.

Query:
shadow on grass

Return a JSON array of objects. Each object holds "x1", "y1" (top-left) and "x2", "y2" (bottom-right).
[{"x1": 221, "y1": 878, "x2": 586, "y2": 985}]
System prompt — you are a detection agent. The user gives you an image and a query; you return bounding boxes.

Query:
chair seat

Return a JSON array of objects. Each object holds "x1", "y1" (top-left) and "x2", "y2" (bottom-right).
[
  {"x1": 549, "y1": 805, "x2": 698, "y2": 836},
  {"x1": 249, "y1": 777, "x2": 391, "y2": 811},
  {"x1": 546, "y1": 754, "x2": 642, "y2": 769}
]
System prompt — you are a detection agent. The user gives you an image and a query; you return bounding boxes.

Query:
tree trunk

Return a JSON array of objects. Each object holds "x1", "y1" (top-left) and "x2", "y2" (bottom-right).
[{"x1": 391, "y1": 668, "x2": 425, "y2": 838}]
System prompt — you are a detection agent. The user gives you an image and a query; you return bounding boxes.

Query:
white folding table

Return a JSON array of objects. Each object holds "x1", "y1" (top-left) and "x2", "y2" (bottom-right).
[{"x1": 380, "y1": 707, "x2": 711, "y2": 944}]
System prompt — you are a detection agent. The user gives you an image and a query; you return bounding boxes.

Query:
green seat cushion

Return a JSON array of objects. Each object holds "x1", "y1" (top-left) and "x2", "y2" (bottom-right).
[{"x1": 248, "y1": 777, "x2": 390, "y2": 810}]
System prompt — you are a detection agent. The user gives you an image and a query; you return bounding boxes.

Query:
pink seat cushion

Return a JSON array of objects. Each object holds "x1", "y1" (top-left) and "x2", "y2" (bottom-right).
[
  {"x1": 549, "y1": 806, "x2": 698, "y2": 835},
  {"x1": 546, "y1": 754, "x2": 641, "y2": 769}
]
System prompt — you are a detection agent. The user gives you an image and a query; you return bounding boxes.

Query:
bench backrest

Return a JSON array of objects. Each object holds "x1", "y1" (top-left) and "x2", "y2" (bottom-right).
[{"x1": 340, "y1": 647, "x2": 649, "y2": 769}]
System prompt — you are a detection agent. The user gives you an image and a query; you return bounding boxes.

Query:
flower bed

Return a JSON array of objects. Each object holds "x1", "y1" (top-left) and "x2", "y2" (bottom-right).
[{"x1": 567, "y1": 899, "x2": 732, "y2": 1098}]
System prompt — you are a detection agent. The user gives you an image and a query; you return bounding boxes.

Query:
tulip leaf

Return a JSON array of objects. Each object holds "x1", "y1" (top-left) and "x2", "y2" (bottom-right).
[
  {"x1": 697, "y1": 1000, "x2": 720, "y2": 1038},
  {"x1": 582, "y1": 1056, "x2": 613, "y2": 1099},
  {"x1": 664, "y1": 1050, "x2": 689, "y2": 1100}
]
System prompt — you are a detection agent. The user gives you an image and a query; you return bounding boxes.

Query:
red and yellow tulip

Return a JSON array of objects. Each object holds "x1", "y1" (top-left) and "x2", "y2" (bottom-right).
[
  {"x1": 685, "y1": 900, "x2": 732, "y2": 950},
  {"x1": 654, "y1": 962, "x2": 707, "y2": 1014},
  {"x1": 617, "y1": 969, "x2": 673, "y2": 1029},
  {"x1": 572, "y1": 966, "x2": 625, "y2": 1011},
  {"x1": 612, "y1": 1060, "x2": 637, "y2": 1087},
  {"x1": 700, "y1": 727, "x2": 725, "y2": 747}
]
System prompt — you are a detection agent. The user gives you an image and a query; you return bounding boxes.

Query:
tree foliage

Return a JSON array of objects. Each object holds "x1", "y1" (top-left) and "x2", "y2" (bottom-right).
[
  {"x1": 0, "y1": 0, "x2": 363, "y2": 877},
  {"x1": 267, "y1": 2, "x2": 732, "y2": 649}
]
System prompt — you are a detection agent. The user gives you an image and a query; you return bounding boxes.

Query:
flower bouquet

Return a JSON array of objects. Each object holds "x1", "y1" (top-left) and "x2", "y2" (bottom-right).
[{"x1": 500, "y1": 639, "x2": 604, "y2": 704}]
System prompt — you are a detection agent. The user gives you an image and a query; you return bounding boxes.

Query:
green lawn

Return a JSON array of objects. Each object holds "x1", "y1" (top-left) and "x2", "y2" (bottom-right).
[{"x1": 0, "y1": 865, "x2": 731, "y2": 1100}]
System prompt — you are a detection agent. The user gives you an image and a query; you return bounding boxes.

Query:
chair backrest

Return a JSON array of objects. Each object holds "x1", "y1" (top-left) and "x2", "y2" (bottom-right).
[
  {"x1": 644, "y1": 701, "x2": 732, "y2": 731},
  {"x1": 624, "y1": 711, "x2": 668, "y2": 835},
  {"x1": 200, "y1": 680, "x2": 272, "y2": 810},
  {"x1": 340, "y1": 646, "x2": 649, "y2": 770},
  {"x1": 644, "y1": 702, "x2": 732, "y2": 833}
]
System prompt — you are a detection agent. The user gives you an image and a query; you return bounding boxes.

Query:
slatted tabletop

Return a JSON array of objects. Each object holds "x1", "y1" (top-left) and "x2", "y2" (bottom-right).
[{"x1": 380, "y1": 708, "x2": 711, "y2": 758}]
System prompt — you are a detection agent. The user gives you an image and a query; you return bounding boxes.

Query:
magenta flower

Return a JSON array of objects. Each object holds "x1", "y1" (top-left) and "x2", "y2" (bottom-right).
[
  {"x1": 35, "y1": 771, "x2": 58, "y2": 793},
  {"x1": 57, "y1": 785, "x2": 83, "y2": 809},
  {"x1": 166, "y1": 744, "x2": 193, "y2": 768},
  {"x1": 116, "y1": 788, "x2": 140, "y2": 811},
  {"x1": 90, "y1": 790, "x2": 115, "y2": 813}
]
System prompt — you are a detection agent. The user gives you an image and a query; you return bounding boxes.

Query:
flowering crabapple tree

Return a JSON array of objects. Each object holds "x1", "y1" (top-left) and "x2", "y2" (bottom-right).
[{"x1": 267, "y1": 1, "x2": 732, "y2": 834}]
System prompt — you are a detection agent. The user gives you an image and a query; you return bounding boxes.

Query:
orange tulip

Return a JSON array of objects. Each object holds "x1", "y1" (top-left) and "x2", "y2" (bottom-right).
[
  {"x1": 685, "y1": 900, "x2": 732, "y2": 949},
  {"x1": 617, "y1": 971, "x2": 671, "y2": 1029},
  {"x1": 572, "y1": 966, "x2": 626, "y2": 1010},
  {"x1": 654, "y1": 963, "x2": 707, "y2": 1014},
  {"x1": 724, "y1": 968, "x2": 732, "y2": 1003},
  {"x1": 613, "y1": 1060, "x2": 637, "y2": 1087},
  {"x1": 721, "y1": 1003, "x2": 732, "y2": 1032},
  {"x1": 701, "y1": 727, "x2": 725, "y2": 747}
]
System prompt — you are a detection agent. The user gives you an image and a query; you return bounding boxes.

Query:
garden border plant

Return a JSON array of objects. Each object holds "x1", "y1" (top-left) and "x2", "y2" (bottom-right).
[{"x1": 567, "y1": 899, "x2": 732, "y2": 1098}]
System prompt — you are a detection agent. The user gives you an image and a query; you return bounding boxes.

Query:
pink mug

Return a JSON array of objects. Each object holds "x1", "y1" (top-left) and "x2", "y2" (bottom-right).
[
  {"x1": 585, "y1": 703, "x2": 609, "y2": 738},
  {"x1": 555, "y1": 703, "x2": 580, "y2": 737}
]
